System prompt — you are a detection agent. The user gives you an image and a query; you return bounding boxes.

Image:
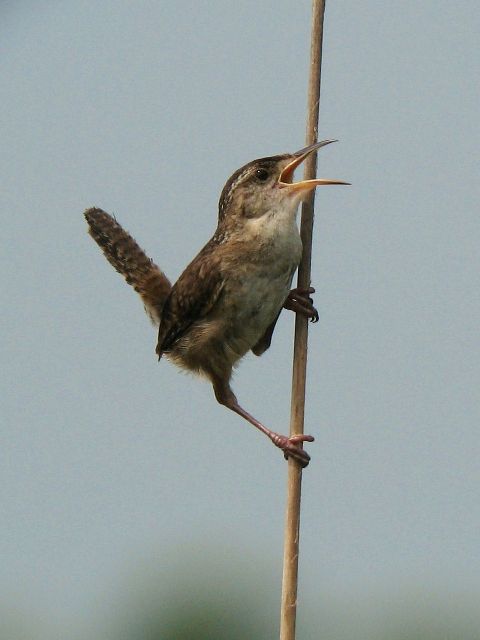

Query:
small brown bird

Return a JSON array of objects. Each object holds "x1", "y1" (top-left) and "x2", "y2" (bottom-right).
[{"x1": 84, "y1": 140, "x2": 348, "y2": 466}]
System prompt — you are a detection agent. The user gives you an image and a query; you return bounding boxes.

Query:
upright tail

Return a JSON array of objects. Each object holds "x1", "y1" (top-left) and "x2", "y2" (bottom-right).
[{"x1": 84, "y1": 207, "x2": 171, "y2": 324}]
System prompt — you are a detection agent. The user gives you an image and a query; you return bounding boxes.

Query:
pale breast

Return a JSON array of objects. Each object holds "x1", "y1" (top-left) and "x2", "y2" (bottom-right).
[
  {"x1": 218, "y1": 215, "x2": 302, "y2": 354},
  {"x1": 171, "y1": 210, "x2": 302, "y2": 375}
]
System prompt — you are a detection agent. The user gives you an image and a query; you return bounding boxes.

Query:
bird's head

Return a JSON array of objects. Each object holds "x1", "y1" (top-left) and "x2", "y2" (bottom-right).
[{"x1": 217, "y1": 140, "x2": 349, "y2": 227}]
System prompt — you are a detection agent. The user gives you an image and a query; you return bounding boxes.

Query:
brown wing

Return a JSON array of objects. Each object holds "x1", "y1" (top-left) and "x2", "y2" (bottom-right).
[{"x1": 156, "y1": 241, "x2": 224, "y2": 358}]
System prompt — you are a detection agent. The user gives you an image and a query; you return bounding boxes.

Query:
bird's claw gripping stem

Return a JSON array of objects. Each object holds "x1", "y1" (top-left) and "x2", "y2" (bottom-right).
[
  {"x1": 284, "y1": 286, "x2": 319, "y2": 322},
  {"x1": 271, "y1": 433, "x2": 315, "y2": 468}
]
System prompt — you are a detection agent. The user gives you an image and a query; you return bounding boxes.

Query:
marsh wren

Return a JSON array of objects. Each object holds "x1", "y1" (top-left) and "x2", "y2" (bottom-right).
[{"x1": 85, "y1": 140, "x2": 348, "y2": 467}]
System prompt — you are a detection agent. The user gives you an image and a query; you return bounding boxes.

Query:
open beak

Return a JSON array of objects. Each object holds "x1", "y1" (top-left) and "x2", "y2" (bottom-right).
[{"x1": 278, "y1": 139, "x2": 350, "y2": 193}]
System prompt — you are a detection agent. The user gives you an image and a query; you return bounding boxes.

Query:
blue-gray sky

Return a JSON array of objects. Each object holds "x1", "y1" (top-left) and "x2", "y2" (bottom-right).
[{"x1": 1, "y1": 2, "x2": 479, "y2": 638}]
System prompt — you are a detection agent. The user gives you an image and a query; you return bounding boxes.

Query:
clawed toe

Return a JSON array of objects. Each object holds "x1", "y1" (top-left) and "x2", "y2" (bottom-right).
[
  {"x1": 291, "y1": 286, "x2": 315, "y2": 296},
  {"x1": 275, "y1": 433, "x2": 315, "y2": 468},
  {"x1": 289, "y1": 434, "x2": 315, "y2": 444},
  {"x1": 284, "y1": 287, "x2": 319, "y2": 322}
]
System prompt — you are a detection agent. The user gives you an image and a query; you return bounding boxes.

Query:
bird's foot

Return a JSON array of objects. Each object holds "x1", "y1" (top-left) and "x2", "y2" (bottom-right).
[
  {"x1": 284, "y1": 287, "x2": 319, "y2": 322},
  {"x1": 271, "y1": 433, "x2": 315, "y2": 468}
]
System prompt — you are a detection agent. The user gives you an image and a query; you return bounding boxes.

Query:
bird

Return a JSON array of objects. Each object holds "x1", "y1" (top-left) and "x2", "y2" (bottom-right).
[{"x1": 84, "y1": 140, "x2": 348, "y2": 467}]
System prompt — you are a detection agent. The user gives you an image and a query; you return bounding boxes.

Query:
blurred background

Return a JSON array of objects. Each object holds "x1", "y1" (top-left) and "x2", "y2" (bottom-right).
[{"x1": 1, "y1": 1, "x2": 479, "y2": 638}]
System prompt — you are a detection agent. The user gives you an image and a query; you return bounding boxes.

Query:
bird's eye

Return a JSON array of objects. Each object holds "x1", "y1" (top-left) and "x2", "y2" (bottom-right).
[{"x1": 255, "y1": 168, "x2": 269, "y2": 182}]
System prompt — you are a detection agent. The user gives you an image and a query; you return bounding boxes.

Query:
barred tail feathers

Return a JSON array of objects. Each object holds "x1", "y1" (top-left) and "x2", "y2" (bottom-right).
[{"x1": 84, "y1": 207, "x2": 171, "y2": 324}]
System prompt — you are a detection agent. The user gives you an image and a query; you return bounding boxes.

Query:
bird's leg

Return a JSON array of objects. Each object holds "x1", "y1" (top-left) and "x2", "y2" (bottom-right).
[
  {"x1": 212, "y1": 377, "x2": 314, "y2": 467},
  {"x1": 252, "y1": 287, "x2": 318, "y2": 356},
  {"x1": 284, "y1": 286, "x2": 319, "y2": 322},
  {"x1": 251, "y1": 310, "x2": 281, "y2": 356}
]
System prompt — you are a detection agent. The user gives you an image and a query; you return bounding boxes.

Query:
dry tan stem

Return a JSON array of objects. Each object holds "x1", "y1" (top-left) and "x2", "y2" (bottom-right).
[{"x1": 280, "y1": 2, "x2": 326, "y2": 639}]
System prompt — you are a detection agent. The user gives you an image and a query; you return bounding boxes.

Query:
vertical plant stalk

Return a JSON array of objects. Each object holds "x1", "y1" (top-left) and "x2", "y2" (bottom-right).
[{"x1": 280, "y1": 2, "x2": 326, "y2": 639}]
